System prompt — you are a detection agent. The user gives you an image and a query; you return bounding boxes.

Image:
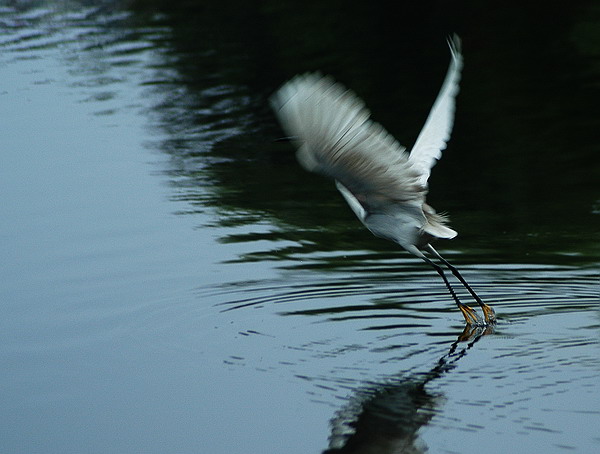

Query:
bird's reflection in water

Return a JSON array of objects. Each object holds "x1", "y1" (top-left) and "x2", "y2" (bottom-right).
[{"x1": 323, "y1": 325, "x2": 494, "y2": 454}]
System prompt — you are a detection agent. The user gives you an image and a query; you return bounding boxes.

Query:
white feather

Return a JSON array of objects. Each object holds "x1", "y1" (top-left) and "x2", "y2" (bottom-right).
[
  {"x1": 270, "y1": 73, "x2": 424, "y2": 216},
  {"x1": 408, "y1": 35, "x2": 463, "y2": 186}
]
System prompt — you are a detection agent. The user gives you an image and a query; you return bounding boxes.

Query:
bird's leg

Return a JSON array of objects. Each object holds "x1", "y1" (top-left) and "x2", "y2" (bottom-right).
[
  {"x1": 421, "y1": 256, "x2": 483, "y2": 326},
  {"x1": 426, "y1": 245, "x2": 496, "y2": 324}
]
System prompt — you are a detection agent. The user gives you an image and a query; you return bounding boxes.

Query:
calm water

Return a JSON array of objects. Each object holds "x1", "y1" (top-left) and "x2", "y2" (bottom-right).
[{"x1": 1, "y1": 2, "x2": 599, "y2": 453}]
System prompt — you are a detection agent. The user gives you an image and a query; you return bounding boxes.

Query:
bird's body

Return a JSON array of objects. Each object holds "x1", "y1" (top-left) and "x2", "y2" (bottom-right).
[{"x1": 270, "y1": 36, "x2": 495, "y2": 326}]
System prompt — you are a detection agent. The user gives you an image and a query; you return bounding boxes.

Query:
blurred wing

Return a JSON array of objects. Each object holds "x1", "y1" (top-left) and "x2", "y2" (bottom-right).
[
  {"x1": 270, "y1": 73, "x2": 424, "y2": 212},
  {"x1": 408, "y1": 35, "x2": 463, "y2": 186}
]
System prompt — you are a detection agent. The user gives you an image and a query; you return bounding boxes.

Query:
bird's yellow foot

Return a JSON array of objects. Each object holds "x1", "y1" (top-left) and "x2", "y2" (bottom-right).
[
  {"x1": 458, "y1": 303, "x2": 483, "y2": 326},
  {"x1": 481, "y1": 303, "x2": 496, "y2": 325}
]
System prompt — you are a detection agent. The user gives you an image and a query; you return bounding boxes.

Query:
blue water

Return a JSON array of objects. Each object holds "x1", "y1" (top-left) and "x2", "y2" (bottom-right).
[{"x1": 1, "y1": 3, "x2": 599, "y2": 454}]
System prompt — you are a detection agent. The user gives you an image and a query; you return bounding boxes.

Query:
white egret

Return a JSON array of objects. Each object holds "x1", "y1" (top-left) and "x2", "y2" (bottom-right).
[{"x1": 270, "y1": 36, "x2": 495, "y2": 326}]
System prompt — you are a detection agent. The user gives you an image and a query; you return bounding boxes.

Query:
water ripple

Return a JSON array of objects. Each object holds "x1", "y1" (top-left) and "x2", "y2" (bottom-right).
[{"x1": 213, "y1": 263, "x2": 598, "y2": 329}]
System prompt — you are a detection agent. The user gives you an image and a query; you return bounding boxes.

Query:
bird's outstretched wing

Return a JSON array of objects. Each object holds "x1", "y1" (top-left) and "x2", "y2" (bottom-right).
[
  {"x1": 270, "y1": 73, "x2": 424, "y2": 212},
  {"x1": 408, "y1": 35, "x2": 463, "y2": 187}
]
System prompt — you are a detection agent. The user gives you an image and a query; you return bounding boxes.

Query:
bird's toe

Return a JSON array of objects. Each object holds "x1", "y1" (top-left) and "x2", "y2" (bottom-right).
[
  {"x1": 481, "y1": 304, "x2": 496, "y2": 325},
  {"x1": 458, "y1": 304, "x2": 483, "y2": 326}
]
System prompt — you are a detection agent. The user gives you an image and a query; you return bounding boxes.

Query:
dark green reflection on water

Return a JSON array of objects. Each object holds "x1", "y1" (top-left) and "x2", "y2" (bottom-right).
[
  {"x1": 128, "y1": 0, "x2": 600, "y2": 264},
  {"x1": 323, "y1": 326, "x2": 489, "y2": 454}
]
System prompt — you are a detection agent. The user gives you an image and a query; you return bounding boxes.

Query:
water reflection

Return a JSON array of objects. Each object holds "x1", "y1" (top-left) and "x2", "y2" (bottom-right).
[
  {"x1": 124, "y1": 1, "x2": 600, "y2": 265},
  {"x1": 5, "y1": 0, "x2": 595, "y2": 266},
  {"x1": 214, "y1": 260, "x2": 598, "y2": 452},
  {"x1": 324, "y1": 326, "x2": 491, "y2": 454},
  {"x1": 140, "y1": 0, "x2": 600, "y2": 266}
]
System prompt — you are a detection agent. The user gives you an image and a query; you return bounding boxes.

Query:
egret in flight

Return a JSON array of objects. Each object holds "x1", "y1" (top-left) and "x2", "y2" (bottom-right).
[{"x1": 270, "y1": 36, "x2": 495, "y2": 326}]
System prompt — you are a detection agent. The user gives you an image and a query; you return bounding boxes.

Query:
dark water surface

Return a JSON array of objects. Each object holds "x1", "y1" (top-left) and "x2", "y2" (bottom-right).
[{"x1": 1, "y1": 2, "x2": 599, "y2": 453}]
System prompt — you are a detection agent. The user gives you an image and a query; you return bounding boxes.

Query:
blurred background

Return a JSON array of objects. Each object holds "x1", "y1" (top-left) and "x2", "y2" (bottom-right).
[{"x1": 129, "y1": 0, "x2": 600, "y2": 262}]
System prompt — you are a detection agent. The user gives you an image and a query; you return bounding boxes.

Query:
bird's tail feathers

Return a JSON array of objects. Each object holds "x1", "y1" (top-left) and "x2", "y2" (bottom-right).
[{"x1": 422, "y1": 205, "x2": 457, "y2": 239}]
